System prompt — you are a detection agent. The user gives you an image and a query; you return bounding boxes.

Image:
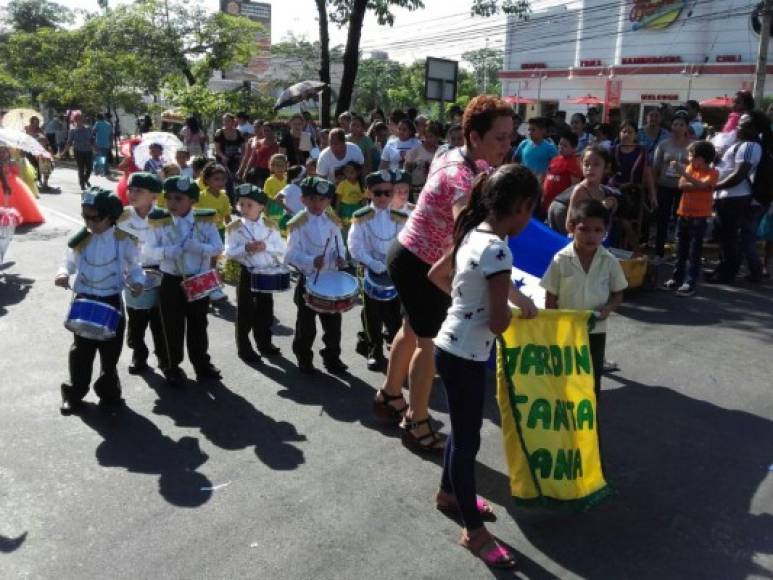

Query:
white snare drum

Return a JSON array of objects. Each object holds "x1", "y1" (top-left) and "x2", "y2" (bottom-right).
[
  {"x1": 250, "y1": 265, "x2": 291, "y2": 293},
  {"x1": 181, "y1": 269, "x2": 222, "y2": 302},
  {"x1": 124, "y1": 269, "x2": 162, "y2": 310},
  {"x1": 65, "y1": 298, "x2": 121, "y2": 341},
  {"x1": 304, "y1": 271, "x2": 359, "y2": 314},
  {"x1": 363, "y1": 269, "x2": 397, "y2": 301}
]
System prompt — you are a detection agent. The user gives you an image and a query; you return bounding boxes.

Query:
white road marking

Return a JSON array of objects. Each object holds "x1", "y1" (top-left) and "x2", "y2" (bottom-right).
[{"x1": 39, "y1": 204, "x2": 82, "y2": 225}]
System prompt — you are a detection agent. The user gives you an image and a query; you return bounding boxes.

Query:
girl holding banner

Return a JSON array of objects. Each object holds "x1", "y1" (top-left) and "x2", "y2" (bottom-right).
[{"x1": 428, "y1": 165, "x2": 540, "y2": 569}]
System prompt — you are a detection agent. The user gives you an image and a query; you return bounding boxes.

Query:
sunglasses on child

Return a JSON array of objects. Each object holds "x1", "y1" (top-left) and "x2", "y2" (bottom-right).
[
  {"x1": 82, "y1": 213, "x2": 107, "y2": 223},
  {"x1": 372, "y1": 188, "x2": 393, "y2": 197}
]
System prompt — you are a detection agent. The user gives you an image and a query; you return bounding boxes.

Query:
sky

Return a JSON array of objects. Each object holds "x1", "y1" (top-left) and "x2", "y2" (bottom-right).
[{"x1": 0, "y1": 0, "x2": 567, "y2": 64}]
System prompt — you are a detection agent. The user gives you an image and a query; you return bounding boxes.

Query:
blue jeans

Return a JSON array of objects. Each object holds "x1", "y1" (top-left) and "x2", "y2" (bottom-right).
[
  {"x1": 673, "y1": 217, "x2": 707, "y2": 286},
  {"x1": 436, "y1": 347, "x2": 486, "y2": 531}
]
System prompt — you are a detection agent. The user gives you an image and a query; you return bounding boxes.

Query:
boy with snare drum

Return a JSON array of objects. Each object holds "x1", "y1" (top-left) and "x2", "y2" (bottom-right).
[
  {"x1": 144, "y1": 176, "x2": 223, "y2": 387},
  {"x1": 116, "y1": 172, "x2": 169, "y2": 375},
  {"x1": 225, "y1": 184, "x2": 286, "y2": 363},
  {"x1": 55, "y1": 188, "x2": 145, "y2": 415},
  {"x1": 285, "y1": 177, "x2": 349, "y2": 375},
  {"x1": 348, "y1": 170, "x2": 407, "y2": 371}
]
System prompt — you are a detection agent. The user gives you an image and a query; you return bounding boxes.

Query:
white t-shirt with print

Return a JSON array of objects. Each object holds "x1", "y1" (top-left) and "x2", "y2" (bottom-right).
[
  {"x1": 381, "y1": 137, "x2": 420, "y2": 170},
  {"x1": 434, "y1": 230, "x2": 513, "y2": 361},
  {"x1": 715, "y1": 140, "x2": 762, "y2": 200},
  {"x1": 316, "y1": 143, "x2": 365, "y2": 182}
]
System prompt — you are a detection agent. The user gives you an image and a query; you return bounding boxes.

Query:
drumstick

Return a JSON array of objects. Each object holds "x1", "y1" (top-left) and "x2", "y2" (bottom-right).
[{"x1": 314, "y1": 236, "x2": 331, "y2": 285}]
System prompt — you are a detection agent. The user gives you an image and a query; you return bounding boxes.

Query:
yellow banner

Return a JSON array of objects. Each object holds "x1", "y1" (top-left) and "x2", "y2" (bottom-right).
[{"x1": 496, "y1": 309, "x2": 610, "y2": 509}]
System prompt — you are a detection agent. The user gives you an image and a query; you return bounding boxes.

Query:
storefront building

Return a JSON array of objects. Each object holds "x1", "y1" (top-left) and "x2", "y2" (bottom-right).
[{"x1": 499, "y1": 0, "x2": 773, "y2": 125}]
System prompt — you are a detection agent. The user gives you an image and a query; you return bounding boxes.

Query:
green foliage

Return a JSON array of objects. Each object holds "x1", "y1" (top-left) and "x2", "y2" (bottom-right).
[
  {"x1": 470, "y1": 0, "x2": 531, "y2": 18},
  {"x1": 328, "y1": 0, "x2": 425, "y2": 26},
  {"x1": 272, "y1": 34, "x2": 345, "y2": 85},
  {"x1": 2, "y1": 0, "x2": 74, "y2": 32},
  {"x1": 462, "y1": 47, "x2": 503, "y2": 95},
  {"x1": 352, "y1": 58, "x2": 404, "y2": 112}
]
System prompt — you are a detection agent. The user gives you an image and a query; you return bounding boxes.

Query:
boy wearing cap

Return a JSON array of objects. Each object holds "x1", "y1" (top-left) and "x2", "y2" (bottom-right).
[
  {"x1": 116, "y1": 172, "x2": 169, "y2": 375},
  {"x1": 55, "y1": 188, "x2": 145, "y2": 414},
  {"x1": 285, "y1": 177, "x2": 348, "y2": 375},
  {"x1": 144, "y1": 143, "x2": 165, "y2": 175},
  {"x1": 349, "y1": 171, "x2": 407, "y2": 371},
  {"x1": 145, "y1": 176, "x2": 223, "y2": 387},
  {"x1": 225, "y1": 184, "x2": 286, "y2": 363}
]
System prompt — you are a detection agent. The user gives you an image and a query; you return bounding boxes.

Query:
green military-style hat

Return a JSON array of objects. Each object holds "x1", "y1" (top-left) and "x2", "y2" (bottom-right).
[
  {"x1": 235, "y1": 183, "x2": 268, "y2": 205},
  {"x1": 365, "y1": 169, "x2": 395, "y2": 188},
  {"x1": 127, "y1": 171, "x2": 163, "y2": 194},
  {"x1": 163, "y1": 175, "x2": 200, "y2": 201},
  {"x1": 393, "y1": 169, "x2": 411, "y2": 185},
  {"x1": 300, "y1": 176, "x2": 336, "y2": 199},
  {"x1": 81, "y1": 187, "x2": 123, "y2": 220}
]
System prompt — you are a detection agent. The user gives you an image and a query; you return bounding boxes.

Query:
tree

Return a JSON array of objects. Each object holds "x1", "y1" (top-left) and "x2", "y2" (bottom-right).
[
  {"x1": 2, "y1": 0, "x2": 74, "y2": 32},
  {"x1": 351, "y1": 58, "x2": 404, "y2": 112},
  {"x1": 462, "y1": 47, "x2": 503, "y2": 95},
  {"x1": 469, "y1": 0, "x2": 531, "y2": 17}
]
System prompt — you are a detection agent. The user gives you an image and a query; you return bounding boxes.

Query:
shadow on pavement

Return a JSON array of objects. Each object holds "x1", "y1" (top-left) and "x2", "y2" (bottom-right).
[
  {"x1": 146, "y1": 370, "x2": 306, "y2": 471},
  {"x1": 473, "y1": 375, "x2": 773, "y2": 580},
  {"x1": 76, "y1": 403, "x2": 213, "y2": 508},
  {"x1": 0, "y1": 532, "x2": 27, "y2": 553},
  {"x1": 0, "y1": 272, "x2": 34, "y2": 316}
]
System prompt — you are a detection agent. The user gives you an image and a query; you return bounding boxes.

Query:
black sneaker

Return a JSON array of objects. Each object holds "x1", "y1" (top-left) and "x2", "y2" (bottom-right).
[
  {"x1": 163, "y1": 367, "x2": 185, "y2": 388},
  {"x1": 298, "y1": 360, "x2": 317, "y2": 375},
  {"x1": 195, "y1": 364, "x2": 222, "y2": 380},
  {"x1": 128, "y1": 360, "x2": 150, "y2": 375},
  {"x1": 324, "y1": 358, "x2": 349, "y2": 375},
  {"x1": 661, "y1": 279, "x2": 678, "y2": 291},
  {"x1": 238, "y1": 350, "x2": 262, "y2": 364},
  {"x1": 676, "y1": 283, "x2": 696, "y2": 297},
  {"x1": 367, "y1": 355, "x2": 386, "y2": 372},
  {"x1": 258, "y1": 344, "x2": 281, "y2": 357}
]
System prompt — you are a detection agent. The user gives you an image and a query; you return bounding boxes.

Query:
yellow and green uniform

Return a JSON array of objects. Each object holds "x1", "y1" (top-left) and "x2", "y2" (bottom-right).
[
  {"x1": 336, "y1": 179, "x2": 365, "y2": 226},
  {"x1": 263, "y1": 175, "x2": 287, "y2": 221},
  {"x1": 195, "y1": 178, "x2": 231, "y2": 241}
]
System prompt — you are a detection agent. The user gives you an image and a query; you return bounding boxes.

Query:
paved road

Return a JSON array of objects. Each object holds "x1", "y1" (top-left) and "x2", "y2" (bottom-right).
[{"x1": 1, "y1": 168, "x2": 772, "y2": 579}]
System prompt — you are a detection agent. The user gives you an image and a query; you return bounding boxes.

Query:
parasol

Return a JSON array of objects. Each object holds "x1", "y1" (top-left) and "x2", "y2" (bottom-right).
[
  {"x1": 504, "y1": 95, "x2": 537, "y2": 105},
  {"x1": 700, "y1": 96, "x2": 734, "y2": 108},
  {"x1": 566, "y1": 95, "x2": 605, "y2": 105},
  {"x1": 132, "y1": 132, "x2": 183, "y2": 170},
  {"x1": 1, "y1": 108, "x2": 44, "y2": 131},
  {"x1": 274, "y1": 80, "x2": 327, "y2": 111},
  {"x1": 0, "y1": 127, "x2": 53, "y2": 159}
]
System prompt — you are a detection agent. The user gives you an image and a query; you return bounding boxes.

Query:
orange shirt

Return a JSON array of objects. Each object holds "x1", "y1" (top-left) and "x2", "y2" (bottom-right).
[{"x1": 677, "y1": 164, "x2": 719, "y2": 218}]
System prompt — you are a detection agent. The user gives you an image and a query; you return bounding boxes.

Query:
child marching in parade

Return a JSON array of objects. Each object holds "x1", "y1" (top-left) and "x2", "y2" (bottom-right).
[
  {"x1": 56, "y1": 188, "x2": 145, "y2": 414},
  {"x1": 145, "y1": 176, "x2": 224, "y2": 387},
  {"x1": 348, "y1": 170, "x2": 406, "y2": 371},
  {"x1": 225, "y1": 184, "x2": 286, "y2": 363},
  {"x1": 285, "y1": 177, "x2": 349, "y2": 375},
  {"x1": 117, "y1": 172, "x2": 169, "y2": 375}
]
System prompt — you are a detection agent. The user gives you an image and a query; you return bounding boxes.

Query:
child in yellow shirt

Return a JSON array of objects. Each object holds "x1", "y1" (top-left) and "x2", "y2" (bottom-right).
[
  {"x1": 335, "y1": 161, "x2": 364, "y2": 228},
  {"x1": 196, "y1": 163, "x2": 231, "y2": 240},
  {"x1": 263, "y1": 153, "x2": 288, "y2": 222}
]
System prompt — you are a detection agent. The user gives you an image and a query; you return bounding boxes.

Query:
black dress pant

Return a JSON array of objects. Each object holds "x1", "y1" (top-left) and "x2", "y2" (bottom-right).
[
  {"x1": 126, "y1": 304, "x2": 168, "y2": 369},
  {"x1": 361, "y1": 294, "x2": 401, "y2": 357},
  {"x1": 236, "y1": 265, "x2": 274, "y2": 353},
  {"x1": 292, "y1": 278, "x2": 342, "y2": 366},
  {"x1": 158, "y1": 273, "x2": 211, "y2": 372},
  {"x1": 64, "y1": 293, "x2": 124, "y2": 403},
  {"x1": 74, "y1": 150, "x2": 93, "y2": 189}
]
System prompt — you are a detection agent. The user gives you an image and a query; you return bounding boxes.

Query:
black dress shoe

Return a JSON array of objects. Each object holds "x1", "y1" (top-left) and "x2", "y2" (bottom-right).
[
  {"x1": 97, "y1": 397, "x2": 125, "y2": 412},
  {"x1": 367, "y1": 355, "x2": 386, "y2": 372},
  {"x1": 298, "y1": 360, "x2": 317, "y2": 375},
  {"x1": 128, "y1": 361, "x2": 150, "y2": 375},
  {"x1": 195, "y1": 364, "x2": 222, "y2": 380},
  {"x1": 258, "y1": 344, "x2": 281, "y2": 357},
  {"x1": 355, "y1": 340, "x2": 370, "y2": 358},
  {"x1": 238, "y1": 350, "x2": 263, "y2": 364},
  {"x1": 164, "y1": 368, "x2": 185, "y2": 388},
  {"x1": 324, "y1": 358, "x2": 349, "y2": 375},
  {"x1": 60, "y1": 398, "x2": 81, "y2": 416}
]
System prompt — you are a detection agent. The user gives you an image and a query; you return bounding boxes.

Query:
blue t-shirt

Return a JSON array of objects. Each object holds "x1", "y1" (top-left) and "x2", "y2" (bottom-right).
[
  {"x1": 92, "y1": 120, "x2": 113, "y2": 149},
  {"x1": 514, "y1": 139, "x2": 559, "y2": 176}
]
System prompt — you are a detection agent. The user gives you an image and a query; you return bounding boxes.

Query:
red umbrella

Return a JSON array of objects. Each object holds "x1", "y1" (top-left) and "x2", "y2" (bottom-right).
[
  {"x1": 504, "y1": 95, "x2": 537, "y2": 105},
  {"x1": 700, "y1": 96, "x2": 734, "y2": 108},
  {"x1": 566, "y1": 95, "x2": 605, "y2": 105}
]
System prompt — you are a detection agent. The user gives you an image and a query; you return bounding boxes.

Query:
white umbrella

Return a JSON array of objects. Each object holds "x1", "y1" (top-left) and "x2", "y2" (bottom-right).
[
  {"x1": 132, "y1": 131, "x2": 183, "y2": 171},
  {"x1": 1, "y1": 108, "x2": 44, "y2": 131},
  {"x1": 0, "y1": 127, "x2": 53, "y2": 159}
]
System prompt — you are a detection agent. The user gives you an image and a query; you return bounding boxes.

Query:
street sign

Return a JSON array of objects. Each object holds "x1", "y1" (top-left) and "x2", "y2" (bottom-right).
[{"x1": 425, "y1": 58, "x2": 458, "y2": 103}]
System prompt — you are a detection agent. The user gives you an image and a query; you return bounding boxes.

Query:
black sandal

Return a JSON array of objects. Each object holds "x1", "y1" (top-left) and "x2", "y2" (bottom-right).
[
  {"x1": 400, "y1": 418, "x2": 445, "y2": 454},
  {"x1": 373, "y1": 390, "x2": 408, "y2": 424}
]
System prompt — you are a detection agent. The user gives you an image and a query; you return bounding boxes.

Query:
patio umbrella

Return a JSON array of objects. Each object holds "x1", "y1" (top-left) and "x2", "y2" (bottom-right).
[
  {"x1": 700, "y1": 96, "x2": 734, "y2": 108},
  {"x1": 504, "y1": 95, "x2": 537, "y2": 105},
  {"x1": 274, "y1": 80, "x2": 327, "y2": 111},
  {"x1": 566, "y1": 95, "x2": 605, "y2": 105},
  {"x1": 132, "y1": 131, "x2": 183, "y2": 171},
  {"x1": 0, "y1": 127, "x2": 53, "y2": 159},
  {"x1": 1, "y1": 108, "x2": 44, "y2": 132}
]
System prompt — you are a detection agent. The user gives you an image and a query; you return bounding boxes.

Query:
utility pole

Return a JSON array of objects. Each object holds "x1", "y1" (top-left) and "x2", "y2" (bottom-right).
[
  {"x1": 754, "y1": 0, "x2": 772, "y2": 104},
  {"x1": 483, "y1": 37, "x2": 489, "y2": 93}
]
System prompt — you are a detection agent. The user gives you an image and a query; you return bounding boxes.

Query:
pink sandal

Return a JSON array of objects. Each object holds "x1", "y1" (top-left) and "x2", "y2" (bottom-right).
[
  {"x1": 459, "y1": 530, "x2": 517, "y2": 569},
  {"x1": 436, "y1": 494, "x2": 496, "y2": 521}
]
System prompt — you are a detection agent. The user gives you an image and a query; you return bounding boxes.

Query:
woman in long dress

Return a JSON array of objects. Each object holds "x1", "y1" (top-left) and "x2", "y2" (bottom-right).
[{"x1": 0, "y1": 145, "x2": 44, "y2": 225}]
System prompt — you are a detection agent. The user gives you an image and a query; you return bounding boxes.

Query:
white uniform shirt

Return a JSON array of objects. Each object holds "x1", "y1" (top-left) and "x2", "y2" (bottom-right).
[
  {"x1": 117, "y1": 206, "x2": 157, "y2": 266},
  {"x1": 145, "y1": 210, "x2": 223, "y2": 277},
  {"x1": 280, "y1": 183, "x2": 305, "y2": 215},
  {"x1": 347, "y1": 205, "x2": 404, "y2": 273},
  {"x1": 225, "y1": 216, "x2": 286, "y2": 270},
  {"x1": 57, "y1": 227, "x2": 144, "y2": 296},
  {"x1": 285, "y1": 210, "x2": 346, "y2": 277}
]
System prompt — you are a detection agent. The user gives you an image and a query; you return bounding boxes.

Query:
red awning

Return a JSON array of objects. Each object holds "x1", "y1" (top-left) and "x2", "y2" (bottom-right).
[
  {"x1": 504, "y1": 95, "x2": 537, "y2": 105},
  {"x1": 566, "y1": 95, "x2": 605, "y2": 105},
  {"x1": 700, "y1": 96, "x2": 734, "y2": 107}
]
